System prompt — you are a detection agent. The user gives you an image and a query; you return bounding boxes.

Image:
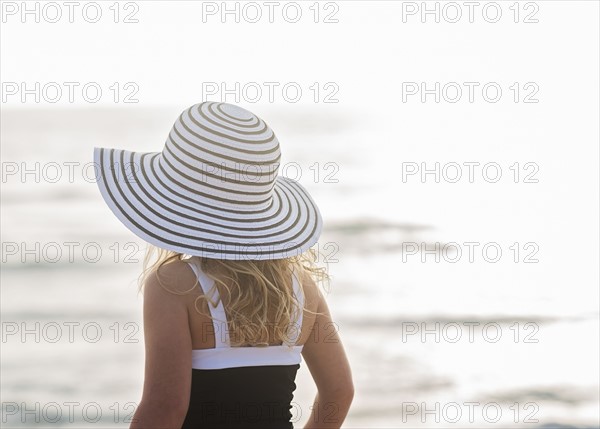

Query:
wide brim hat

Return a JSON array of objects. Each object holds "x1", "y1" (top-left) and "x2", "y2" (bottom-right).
[{"x1": 93, "y1": 101, "x2": 322, "y2": 260}]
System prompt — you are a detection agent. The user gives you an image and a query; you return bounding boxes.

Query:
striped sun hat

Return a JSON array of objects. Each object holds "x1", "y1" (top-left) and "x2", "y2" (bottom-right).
[{"x1": 93, "y1": 101, "x2": 323, "y2": 260}]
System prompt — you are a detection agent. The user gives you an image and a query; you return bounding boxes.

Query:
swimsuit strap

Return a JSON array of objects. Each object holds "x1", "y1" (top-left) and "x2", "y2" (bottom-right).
[
  {"x1": 288, "y1": 268, "x2": 304, "y2": 346},
  {"x1": 187, "y1": 257, "x2": 230, "y2": 348}
]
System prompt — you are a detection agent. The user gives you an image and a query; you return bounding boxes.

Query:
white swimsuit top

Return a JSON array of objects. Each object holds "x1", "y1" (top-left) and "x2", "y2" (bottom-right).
[{"x1": 186, "y1": 257, "x2": 304, "y2": 370}]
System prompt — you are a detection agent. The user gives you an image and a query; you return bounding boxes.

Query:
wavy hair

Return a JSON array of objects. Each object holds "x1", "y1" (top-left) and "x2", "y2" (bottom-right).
[{"x1": 138, "y1": 246, "x2": 330, "y2": 347}]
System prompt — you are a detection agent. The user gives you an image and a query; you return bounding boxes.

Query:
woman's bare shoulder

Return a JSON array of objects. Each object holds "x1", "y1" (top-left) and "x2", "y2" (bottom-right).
[
  {"x1": 298, "y1": 266, "x2": 323, "y2": 310},
  {"x1": 144, "y1": 259, "x2": 199, "y2": 297}
]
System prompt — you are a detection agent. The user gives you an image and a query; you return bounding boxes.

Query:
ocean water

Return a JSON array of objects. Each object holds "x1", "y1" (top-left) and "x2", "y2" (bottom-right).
[{"x1": 1, "y1": 107, "x2": 598, "y2": 428}]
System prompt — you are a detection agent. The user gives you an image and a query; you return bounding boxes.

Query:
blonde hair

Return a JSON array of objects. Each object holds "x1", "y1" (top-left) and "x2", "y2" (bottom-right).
[{"x1": 138, "y1": 246, "x2": 329, "y2": 347}]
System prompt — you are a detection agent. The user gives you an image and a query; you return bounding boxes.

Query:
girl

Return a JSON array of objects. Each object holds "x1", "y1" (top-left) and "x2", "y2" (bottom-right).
[{"x1": 94, "y1": 102, "x2": 354, "y2": 428}]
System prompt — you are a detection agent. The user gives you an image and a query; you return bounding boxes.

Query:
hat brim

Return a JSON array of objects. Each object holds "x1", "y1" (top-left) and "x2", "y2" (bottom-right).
[{"x1": 93, "y1": 147, "x2": 323, "y2": 260}]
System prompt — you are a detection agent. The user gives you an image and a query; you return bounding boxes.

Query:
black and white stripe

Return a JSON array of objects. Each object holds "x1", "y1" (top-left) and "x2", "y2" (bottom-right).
[{"x1": 94, "y1": 102, "x2": 322, "y2": 260}]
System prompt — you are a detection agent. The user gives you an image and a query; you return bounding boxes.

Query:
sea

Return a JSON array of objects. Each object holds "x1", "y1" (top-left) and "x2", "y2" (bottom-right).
[{"x1": 1, "y1": 103, "x2": 598, "y2": 429}]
